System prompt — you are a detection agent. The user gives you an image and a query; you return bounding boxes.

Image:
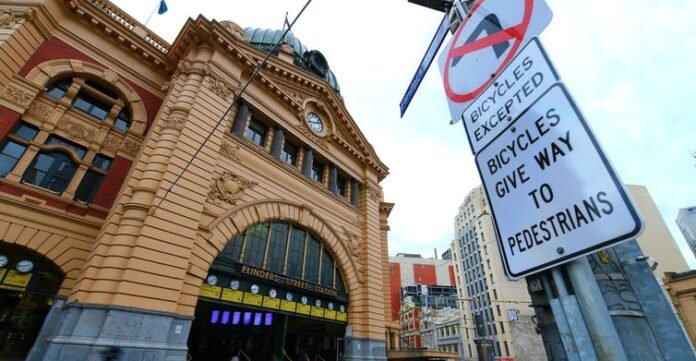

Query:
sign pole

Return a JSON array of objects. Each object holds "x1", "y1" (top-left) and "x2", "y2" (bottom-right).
[{"x1": 565, "y1": 257, "x2": 628, "y2": 361}]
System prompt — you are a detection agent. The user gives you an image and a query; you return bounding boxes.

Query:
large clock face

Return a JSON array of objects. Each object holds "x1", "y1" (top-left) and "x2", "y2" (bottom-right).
[{"x1": 306, "y1": 112, "x2": 323, "y2": 133}]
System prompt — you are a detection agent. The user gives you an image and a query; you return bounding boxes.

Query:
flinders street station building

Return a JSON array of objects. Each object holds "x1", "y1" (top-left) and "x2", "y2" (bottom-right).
[{"x1": 0, "y1": 0, "x2": 395, "y2": 360}]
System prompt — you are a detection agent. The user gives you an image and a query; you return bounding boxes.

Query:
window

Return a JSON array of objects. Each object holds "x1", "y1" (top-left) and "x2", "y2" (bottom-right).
[
  {"x1": 242, "y1": 223, "x2": 269, "y2": 267},
  {"x1": 72, "y1": 91, "x2": 110, "y2": 120},
  {"x1": 320, "y1": 247, "x2": 334, "y2": 287},
  {"x1": 245, "y1": 119, "x2": 267, "y2": 146},
  {"x1": 220, "y1": 233, "x2": 245, "y2": 261},
  {"x1": 287, "y1": 228, "x2": 306, "y2": 278},
  {"x1": 0, "y1": 122, "x2": 37, "y2": 177},
  {"x1": 73, "y1": 154, "x2": 112, "y2": 203},
  {"x1": 265, "y1": 223, "x2": 289, "y2": 273},
  {"x1": 21, "y1": 152, "x2": 77, "y2": 193},
  {"x1": 311, "y1": 160, "x2": 324, "y2": 182},
  {"x1": 281, "y1": 141, "x2": 298, "y2": 166},
  {"x1": 44, "y1": 77, "x2": 133, "y2": 131},
  {"x1": 0, "y1": 141, "x2": 27, "y2": 177},
  {"x1": 304, "y1": 235, "x2": 321, "y2": 283},
  {"x1": 336, "y1": 175, "x2": 346, "y2": 196},
  {"x1": 46, "y1": 135, "x2": 87, "y2": 159},
  {"x1": 114, "y1": 108, "x2": 131, "y2": 132},
  {"x1": 45, "y1": 77, "x2": 73, "y2": 100}
]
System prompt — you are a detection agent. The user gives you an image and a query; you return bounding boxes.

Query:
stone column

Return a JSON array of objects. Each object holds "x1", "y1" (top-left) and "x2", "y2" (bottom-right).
[
  {"x1": 328, "y1": 164, "x2": 338, "y2": 194},
  {"x1": 270, "y1": 127, "x2": 284, "y2": 159},
  {"x1": 302, "y1": 146, "x2": 313, "y2": 178},
  {"x1": 231, "y1": 102, "x2": 249, "y2": 136},
  {"x1": 351, "y1": 179, "x2": 360, "y2": 207}
]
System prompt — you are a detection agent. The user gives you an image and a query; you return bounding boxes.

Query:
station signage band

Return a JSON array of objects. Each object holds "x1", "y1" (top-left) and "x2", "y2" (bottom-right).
[{"x1": 475, "y1": 83, "x2": 643, "y2": 278}]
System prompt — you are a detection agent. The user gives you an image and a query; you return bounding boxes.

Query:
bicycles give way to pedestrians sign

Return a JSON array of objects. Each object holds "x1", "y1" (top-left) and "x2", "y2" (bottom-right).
[{"x1": 438, "y1": 0, "x2": 552, "y2": 124}]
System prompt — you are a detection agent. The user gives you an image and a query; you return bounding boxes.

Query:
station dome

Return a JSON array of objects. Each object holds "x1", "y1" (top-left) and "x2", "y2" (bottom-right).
[{"x1": 244, "y1": 28, "x2": 341, "y2": 94}]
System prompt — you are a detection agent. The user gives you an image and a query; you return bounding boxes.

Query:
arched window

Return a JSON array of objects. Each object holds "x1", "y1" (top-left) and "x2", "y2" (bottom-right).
[
  {"x1": 215, "y1": 222, "x2": 345, "y2": 292},
  {"x1": 21, "y1": 151, "x2": 77, "y2": 193},
  {"x1": 44, "y1": 77, "x2": 132, "y2": 132}
]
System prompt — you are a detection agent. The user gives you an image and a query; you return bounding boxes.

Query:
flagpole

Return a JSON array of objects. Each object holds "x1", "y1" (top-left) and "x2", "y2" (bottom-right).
[{"x1": 144, "y1": 0, "x2": 160, "y2": 26}]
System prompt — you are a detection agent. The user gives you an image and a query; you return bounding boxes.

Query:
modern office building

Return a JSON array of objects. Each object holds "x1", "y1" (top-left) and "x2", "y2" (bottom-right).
[
  {"x1": 389, "y1": 254, "x2": 456, "y2": 321},
  {"x1": 627, "y1": 185, "x2": 690, "y2": 278},
  {"x1": 0, "y1": 1, "x2": 394, "y2": 360},
  {"x1": 389, "y1": 254, "x2": 461, "y2": 357},
  {"x1": 451, "y1": 186, "x2": 546, "y2": 361},
  {"x1": 677, "y1": 206, "x2": 696, "y2": 258},
  {"x1": 420, "y1": 307, "x2": 465, "y2": 357}
]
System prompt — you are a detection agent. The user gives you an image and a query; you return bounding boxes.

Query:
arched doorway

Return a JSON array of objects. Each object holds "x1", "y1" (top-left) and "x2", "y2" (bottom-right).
[
  {"x1": 188, "y1": 222, "x2": 348, "y2": 361},
  {"x1": 0, "y1": 242, "x2": 63, "y2": 361}
]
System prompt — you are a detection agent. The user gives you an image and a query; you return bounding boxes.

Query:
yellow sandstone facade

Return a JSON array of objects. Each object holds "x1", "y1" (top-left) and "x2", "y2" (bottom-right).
[{"x1": 0, "y1": 1, "x2": 393, "y2": 360}]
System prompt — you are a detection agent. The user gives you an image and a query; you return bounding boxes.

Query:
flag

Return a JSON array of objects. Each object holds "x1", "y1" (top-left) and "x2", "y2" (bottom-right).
[
  {"x1": 157, "y1": 0, "x2": 168, "y2": 15},
  {"x1": 284, "y1": 12, "x2": 291, "y2": 30}
]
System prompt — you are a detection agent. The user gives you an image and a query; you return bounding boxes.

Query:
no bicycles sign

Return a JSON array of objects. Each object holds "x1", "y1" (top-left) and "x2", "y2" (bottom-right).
[{"x1": 438, "y1": 0, "x2": 552, "y2": 124}]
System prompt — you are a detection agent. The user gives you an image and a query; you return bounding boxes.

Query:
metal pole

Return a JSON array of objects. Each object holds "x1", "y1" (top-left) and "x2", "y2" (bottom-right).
[
  {"x1": 566, "y1": 257, "x2": 628, "y2": 361},
  {"x1": 541, "y1": 275, "x2": 582, "y2": 361}
]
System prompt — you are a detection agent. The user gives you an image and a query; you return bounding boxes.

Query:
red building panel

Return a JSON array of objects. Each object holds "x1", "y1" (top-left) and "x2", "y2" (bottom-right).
[
  {"x1": 19, "y1": 37, "x2": 162, "y2": 130},
  {"x1": 413, "y1": 264, "x2": 437, "y2": 285},
  {"x1": 93, "y1": 156, "x2": 132, "y2": 209},
  {"x1": 0, "y1": 106, "x2": 20, "y2": 139},
  {"x1": 389, "y1": 262, "x2": 401, "y2": 321},
  {"x1": 449, "y1": 265, "x2": 456, "y2": 286}
]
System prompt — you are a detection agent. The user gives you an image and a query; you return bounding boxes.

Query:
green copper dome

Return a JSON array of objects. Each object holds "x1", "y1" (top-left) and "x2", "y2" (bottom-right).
[{"x1": 244, "y1": 28, "x2": 340, "y2": 94}]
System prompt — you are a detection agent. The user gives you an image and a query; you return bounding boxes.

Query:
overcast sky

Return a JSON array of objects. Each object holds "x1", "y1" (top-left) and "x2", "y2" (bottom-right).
[{"x1": 111, "y1": 0, "x2": 696, "y2": 268}]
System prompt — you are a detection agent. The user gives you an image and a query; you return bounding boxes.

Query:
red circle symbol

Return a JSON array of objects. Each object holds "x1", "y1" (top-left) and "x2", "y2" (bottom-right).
[{"x1": 443, "y1": 0, "x2": 534, "y2": 103}]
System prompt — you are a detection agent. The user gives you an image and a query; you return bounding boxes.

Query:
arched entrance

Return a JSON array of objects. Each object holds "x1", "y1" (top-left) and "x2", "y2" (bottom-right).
[
  {"x1": 0, "y1": 242, "x2": 63, "y2": 361},
  {"x1": 188, "y1": 222, "x2": 348, "y2": 361}
]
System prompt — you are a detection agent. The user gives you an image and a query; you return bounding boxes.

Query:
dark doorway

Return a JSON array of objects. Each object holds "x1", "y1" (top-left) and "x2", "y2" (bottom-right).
[
  {"x1": 188, "y1": 300, "x2": 345, "y2": 361},
  {"x1": 0, "y1": 242, "x2": 64, "y2": 361}
]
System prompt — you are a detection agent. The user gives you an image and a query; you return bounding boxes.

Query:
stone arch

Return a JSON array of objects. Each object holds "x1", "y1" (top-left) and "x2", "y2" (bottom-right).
[
  {"x1": 23, "y1": 59, "x2": 148, "y2": 135},
  {"x1": 193, "y1": 199, "x2": 360, "y2": 295},
  {"x1": 0, "y1": 219, "x2": 93, "y2": 296}
]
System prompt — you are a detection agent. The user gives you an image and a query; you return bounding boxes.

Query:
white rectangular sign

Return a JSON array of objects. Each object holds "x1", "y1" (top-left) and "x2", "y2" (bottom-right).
[
  {"x1": 476, "y1": 83, "x2": 643, "y2": 278},
  {"x1": 462, "y1": 38, "x2": 559, "y2": 154}
]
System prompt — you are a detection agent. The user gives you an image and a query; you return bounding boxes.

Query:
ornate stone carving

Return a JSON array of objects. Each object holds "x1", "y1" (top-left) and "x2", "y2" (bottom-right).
[
  {"x1": 121, "y1": 138, "x2": 140, "y2": 157},
  {"x1": 4, "y1": 85, "x2": 32, "y2": 106},
  {"x1": 354, "y1": 214, "x2": 366, "y2": 230},
  {"x1": 207, "y1": 77, "x2": 233, "y2": 100},
  {"x1": 0, "y1": 10, "x2": 26, "y2": 28},
  {"x1": 59, "y1": 120, "x2": 97, "y2": 141},
  {"x1": 161, "y1": 113, "x2": 186, "y2": 131},
  {"x1": 28, "y1": 102, "x2": 50, "y2": 121},
  {"x1": 208, "y1": 171, "x2": 257, "y2": 206},
  {"x1": 367, "y1": 186, "x2": 382, "y2": 202},
  {"x1": 102, "y1": 134, "x2": 122, "y2": 153},
  {"x1": 296, "y1": 125, "x2": 329, "y2": 150},
  {"x1": 220, "y1": 141, "x2": 241, "y2": 162},
  {"x1": 342, "y1": 226, "x2": 366, "y2": 283},
  {"x1": 220, "y1": 21, "x2": 248, "y2": 42}
]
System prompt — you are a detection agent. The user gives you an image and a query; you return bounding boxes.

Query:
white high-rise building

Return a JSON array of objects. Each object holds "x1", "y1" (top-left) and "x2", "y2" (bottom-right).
[
  {"x1": 677, "y1": 206, "x2": 696, "y2": 259},
  {"x1": 451, "y1": 186, "x2": 546, "y2": 361}
]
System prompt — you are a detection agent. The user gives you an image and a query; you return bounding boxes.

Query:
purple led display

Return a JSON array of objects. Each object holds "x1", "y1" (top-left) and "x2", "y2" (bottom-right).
[
  {"x1": 222, "y1": 311, "x2": 230, "y2": 325},
  {"x1": 232, "y1": 311, "x2": 241, "y2": 325},
  {"x1": 243, "y1": 312, "x2": 252, "y2": 325},
  {"x1": 264, "y1": 313, "x2": 273, "y2": 326},
  {"x1": 253, "y1": 312, "x2": 262, "y2": 326},
  {"x1": 210, "y1": 310, "x2": 220, "y2": 324}
]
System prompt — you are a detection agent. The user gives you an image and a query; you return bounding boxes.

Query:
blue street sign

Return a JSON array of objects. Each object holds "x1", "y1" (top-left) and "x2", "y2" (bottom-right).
[{"x1": 399, "y1": 14, "x2": 450, "y2": 118}]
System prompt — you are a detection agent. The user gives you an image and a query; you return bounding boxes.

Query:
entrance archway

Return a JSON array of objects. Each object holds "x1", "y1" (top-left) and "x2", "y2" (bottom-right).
[
  {"x1": 188, "y1": 222, "x2": 348, "y2": 361},
  {"x1": 0, "y1": 242, "x2": 64, "y2": 361}
]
